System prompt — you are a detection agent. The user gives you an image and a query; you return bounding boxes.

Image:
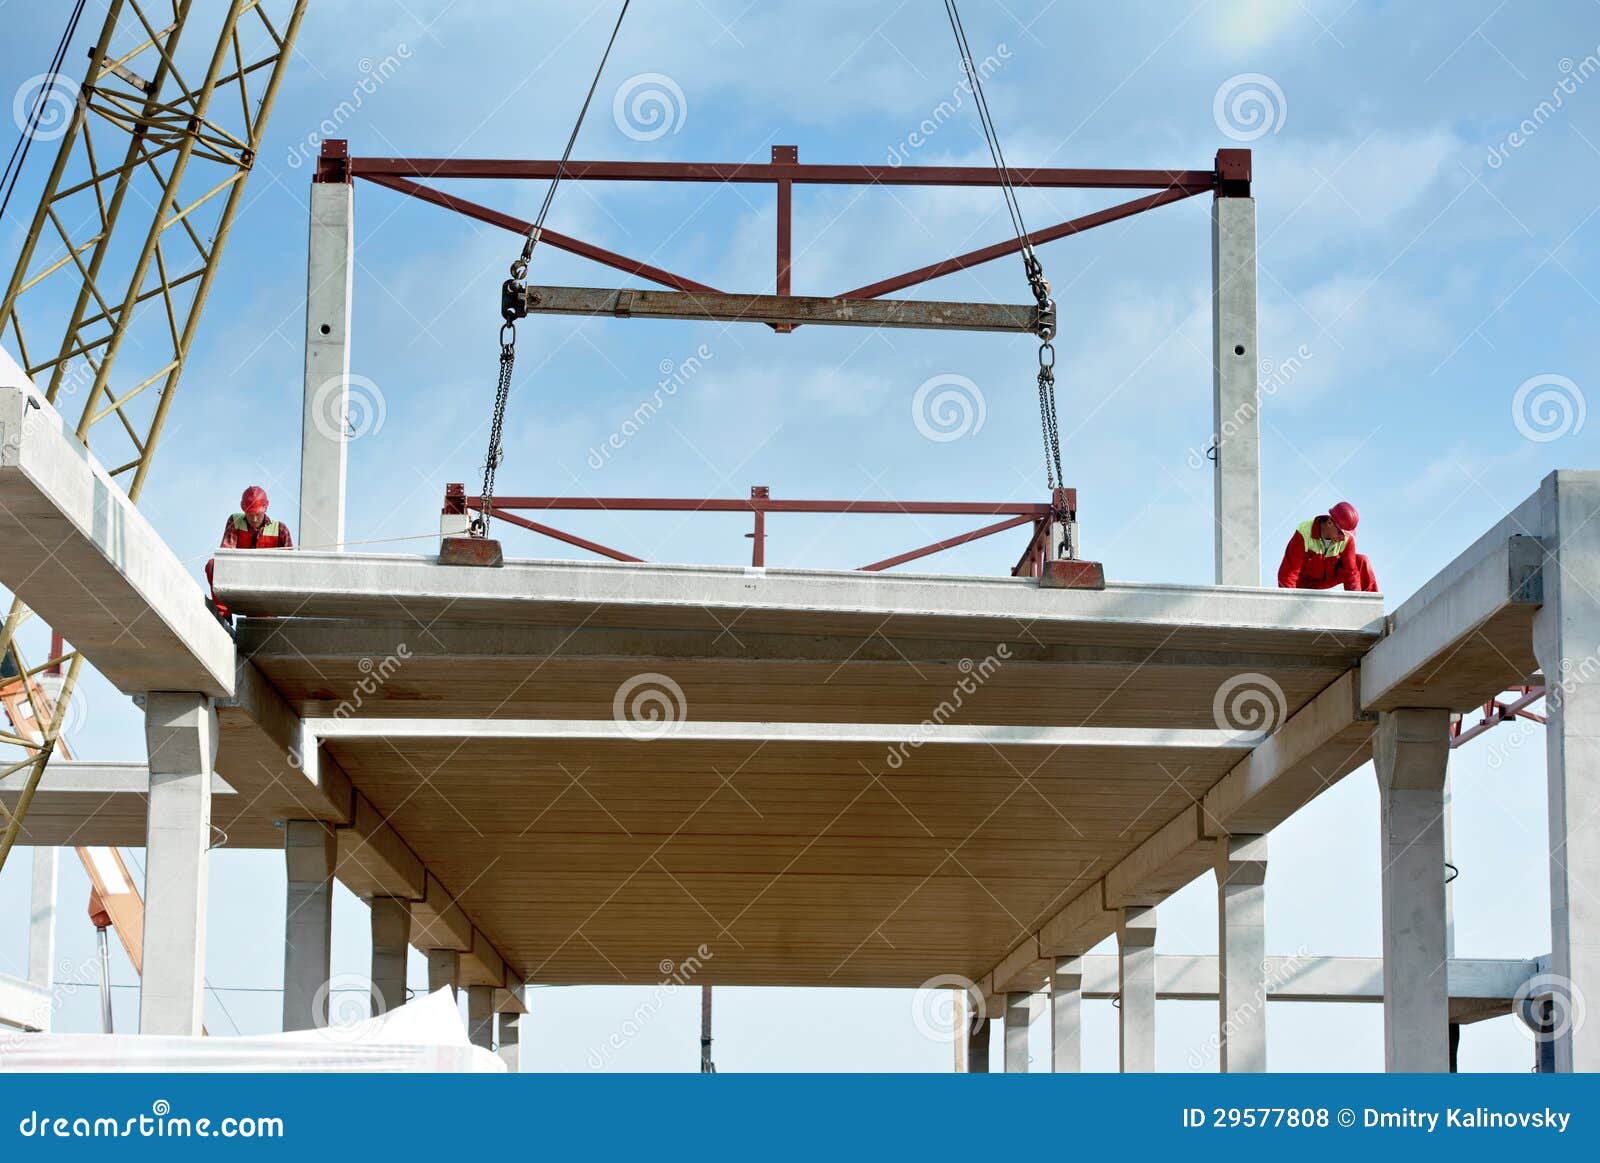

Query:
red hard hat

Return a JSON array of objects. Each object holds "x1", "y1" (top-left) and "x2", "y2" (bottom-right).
[
  {"x1": 1328, "y1": 501, "x2": 1359, "y2": 534},
  {"x1": 240, "y1": 485, "x2": 269, "y2": 515}
]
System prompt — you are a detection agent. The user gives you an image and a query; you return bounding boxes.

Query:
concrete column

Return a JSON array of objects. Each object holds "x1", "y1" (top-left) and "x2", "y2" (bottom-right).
[
  {"x1": 1534, "y1": 471, "x2": 1600, "y2": 1072},
  {"x1": 368, "y1": 896, "x2": 411, "y2": 1015},
  {"x1": 27, "y1": 847, "x2": 57, "y2": 993},
  {"x1": 1003, "y1": 990, "x2": 1030, "y2": 1072},
  {"x1": 466, "y1": 983, "x2": 494, "y2": 1050},
  {"x1": 138, "y1": 692, "x2": 218, "y2": 1035},
  {"x1": 967, "y1": 1014, "x2": 990, "y2": 1072},
  {"x1": 1118, "y1": 905, "x2": 1157, "y2": 1072},
  {"x1": 1210, "y1": 191, "x2": 1260, "y2": 586},
  {"x1": 1217, "y1": 833, "x2": 1268, "y2": 1072},
  {"x1": 299, "y1": 166, "x2": 354, "y2": 552},
  {"x1": 498, "y1": 1010, "x2": 521, "y2": 1072},
  {"x1": 1051, "y1": 955, "x2": 1082, "y2": 1072},
  {"x1": 426, "y1": 948, "x2": 460, "y2": 995},
  {"x1": 281, "y1": 820, "x2": 336, "y2": 1031},
  {"x1": 1374, "y1": 707, "x2": 1451, "y2": 1072}
]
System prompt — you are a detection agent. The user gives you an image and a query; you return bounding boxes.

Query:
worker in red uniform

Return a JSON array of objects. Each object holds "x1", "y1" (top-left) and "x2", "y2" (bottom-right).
[
  {"x1": 206, "y1": 486, "x2": 292, "y2": 621},
  {"x1": 1277, "y1": 501, "x2": 1379, "y2": 592}
]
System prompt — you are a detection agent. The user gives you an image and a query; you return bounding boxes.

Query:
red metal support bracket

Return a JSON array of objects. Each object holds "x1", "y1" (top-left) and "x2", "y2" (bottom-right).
[{"x1": 314, "y1": 138, "x2": 351, "y2": 184}]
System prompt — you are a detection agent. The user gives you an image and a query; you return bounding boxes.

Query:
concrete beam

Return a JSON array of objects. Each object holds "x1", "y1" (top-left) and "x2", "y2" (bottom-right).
[
  {"x1": 1039, "y1": 884, "x2": 1118, "y2": 959},
  {"x1": 1362, "y1": 534, "x2": 1543, "y2": 711},
  {"x1": 282, "y1": 819, "x2": 337, "y2": 1031},
  {"x1": 410, "y1": 872, "x2": 474, "y2": 952},
  {"x1": 0, "y1": 370, "x2": 234, "y2": 696},
  {"x1": 1374, "y1": 708, "x2": 1452, "y2": 1072},
  {"x1": 138, "y1": 693, "x2": 217, "y2": 1035},
  {"x1": 309, "y1": 717, "x2": 1252, "y2": 753},
  {"x1": 461, "y1": 927, "x2": 508, "y2": 989},
  {"x1": 299, "y1": 175, "x2": 355, "y2": 553},
  {"x1": 1211, "y1": 193, "x2": 1260, "y2": 586},
  {"x1": 216, "y1": 660, "x2": 352, "y2": 824},
  {"x1": 0, "y1": 761, "x2": 278, "y2": 848},
  {"x1": 1065, "y1": 954, "x2": 1534, "y2": 1020},
  {"x1": 1204, "y1": 670, "x2": 1375, "y2": 835},
  {"x1": 336, "y1": 791, "x2": 425, "y2": 901},
  {"x1": 1532, "y1": 470, "x2": 1600, "y2": 1071},
  {"x1": 1104, "y1": 804, "x2": 1209, "y2": 907},
  {"x1": 989, "y1": 935, "x2": 1042, "y2": 993}
]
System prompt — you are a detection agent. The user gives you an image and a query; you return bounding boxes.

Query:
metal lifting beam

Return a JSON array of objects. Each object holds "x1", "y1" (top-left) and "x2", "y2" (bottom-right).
[{"x1": 503, "y1": 284, "x2": 1049, "y2": 334}]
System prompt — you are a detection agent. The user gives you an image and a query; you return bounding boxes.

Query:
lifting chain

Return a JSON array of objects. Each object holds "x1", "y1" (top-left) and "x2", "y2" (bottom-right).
[{"x1": 473, "y1": 322, "x2": 516, "y2": 537}]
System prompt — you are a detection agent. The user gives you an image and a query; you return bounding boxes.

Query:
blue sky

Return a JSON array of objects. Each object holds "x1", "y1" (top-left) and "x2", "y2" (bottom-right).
[{"x1": 1, "y1": 0, "x2": 1597, "y2": 1070}]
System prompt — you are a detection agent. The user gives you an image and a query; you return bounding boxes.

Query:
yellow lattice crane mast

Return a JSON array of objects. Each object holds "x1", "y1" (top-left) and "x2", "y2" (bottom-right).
[{"x1": 0, "y1": 0, "x2": 307, "y2": 887}]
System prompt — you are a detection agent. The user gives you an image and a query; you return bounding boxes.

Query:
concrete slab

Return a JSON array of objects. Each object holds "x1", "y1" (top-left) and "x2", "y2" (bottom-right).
[
  {"x1": 0, "y1": 369, "x2": 233, "y2": 696},
  {"x1": 220, "y1": 553, "x2": 1380, "y2": 736}
]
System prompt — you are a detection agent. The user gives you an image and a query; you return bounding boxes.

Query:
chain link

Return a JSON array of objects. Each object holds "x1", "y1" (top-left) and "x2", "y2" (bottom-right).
[
  {"x1": 473, "y1": 322, "x2": 517, "y2": 536},
  {"x1": 1023, "y1": 245, "x2": 1063, "y2": 493}
]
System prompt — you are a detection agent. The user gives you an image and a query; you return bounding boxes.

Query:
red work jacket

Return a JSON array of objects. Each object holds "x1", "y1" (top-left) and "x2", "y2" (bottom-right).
[{"x1": 1277, "y1": 519, "x2": 1358, "y2": 590}]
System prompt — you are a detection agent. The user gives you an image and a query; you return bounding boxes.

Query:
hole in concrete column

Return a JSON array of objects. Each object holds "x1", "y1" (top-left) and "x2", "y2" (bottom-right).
[
  {"x1": 320, "y1": 323, "x2": 332, "y2": 335},
  {"x1": 1233, "y1": 343, "x2": 1245, "y2": 356}
]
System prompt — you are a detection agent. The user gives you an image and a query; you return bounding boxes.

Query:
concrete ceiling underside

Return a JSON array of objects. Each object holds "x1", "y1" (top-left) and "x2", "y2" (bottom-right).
[{"x1": 322, "y1": 733, "x2": 1245, "y2": 987}]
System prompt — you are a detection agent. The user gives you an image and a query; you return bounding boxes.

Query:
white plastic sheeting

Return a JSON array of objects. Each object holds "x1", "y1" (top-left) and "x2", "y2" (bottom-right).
[{"x1": 0, "y1": 987, "x2": 505, "y2": 1072}]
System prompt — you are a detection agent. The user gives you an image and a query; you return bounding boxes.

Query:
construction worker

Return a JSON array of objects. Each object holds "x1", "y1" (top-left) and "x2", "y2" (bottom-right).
[
  {"x1": 206, "y1": 486, "x2": 292, "y2": 621},
  {"x1": 1276, "y1": 501, "x2": 1379, "y2": 592}
]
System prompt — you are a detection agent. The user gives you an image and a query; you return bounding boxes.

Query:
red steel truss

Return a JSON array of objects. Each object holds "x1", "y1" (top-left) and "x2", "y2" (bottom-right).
[
  {"x1": 443, "y1": 484, "x2": 1075, "y2": 576},
  {"x1": 1449, "y1": 686, "x2": 1547, "y2": 749},
  {"x1": 319, "y1": 140, "x2": 1250, "y2": 305}
]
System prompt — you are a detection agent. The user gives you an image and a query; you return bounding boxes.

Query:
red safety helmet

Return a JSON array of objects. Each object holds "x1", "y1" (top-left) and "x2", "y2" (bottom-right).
[
  {"x1": 1328, "y1": 501, "x2": 1359, "y2": 535},
  {"x1": 240, "y1": 485, "x2": 270, "y2": 515}
]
